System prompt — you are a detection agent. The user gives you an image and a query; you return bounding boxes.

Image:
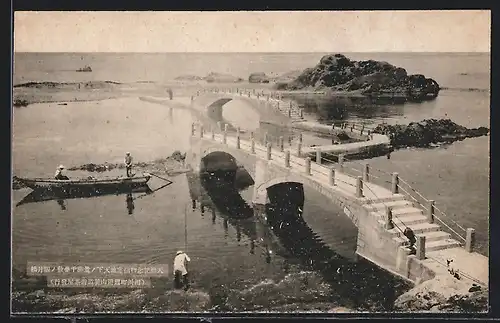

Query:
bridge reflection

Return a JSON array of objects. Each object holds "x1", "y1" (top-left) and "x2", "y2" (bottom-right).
[
  {"x1": 265, "y1": 183, "x2": 410, "y2": 310},
  {"x1": 186, "y1": 170, "x2": 284, "y2": 263}
]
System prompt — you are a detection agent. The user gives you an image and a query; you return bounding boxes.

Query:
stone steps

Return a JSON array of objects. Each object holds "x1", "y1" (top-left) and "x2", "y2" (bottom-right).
[
  {"x1": 388, "y1": 222, "x2": 441, "y2": 235},
  {"x1": 391, "y1": 206, "x2": 424, "y2": 216},
  {"x1": 363, "y1": 200, "x2": 413, "y2": 212},
  {"x1": 425, "y1": 238, "x2": 462, "y2": 252}
]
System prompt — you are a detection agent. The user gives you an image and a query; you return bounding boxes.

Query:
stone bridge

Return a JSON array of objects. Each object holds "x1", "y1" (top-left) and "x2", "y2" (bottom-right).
[{"x1": 185, "y1": 122, "x2": 488, "y2": 287}]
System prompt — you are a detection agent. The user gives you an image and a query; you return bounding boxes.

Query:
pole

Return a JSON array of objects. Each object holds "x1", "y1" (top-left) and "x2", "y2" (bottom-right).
[{"x1": 184, "y1": 205, "x2": 188, "y2": 252}]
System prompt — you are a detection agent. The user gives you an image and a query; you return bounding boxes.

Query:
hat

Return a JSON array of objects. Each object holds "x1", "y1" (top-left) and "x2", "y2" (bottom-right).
[
  {"x1": 126, "y1": 152, "x2": 130, "y2": 155},
  {"x1": 176, "y1": 250, "x2": 183, "y2": 255},
  {"x1": 58, "y1": 165, "x2": 65, "y2": 169}
]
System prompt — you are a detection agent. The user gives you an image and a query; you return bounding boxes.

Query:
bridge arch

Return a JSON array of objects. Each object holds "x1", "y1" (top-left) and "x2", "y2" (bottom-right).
[{"x1": 254, "y1": 174, "x2": 360, "y2": 227}]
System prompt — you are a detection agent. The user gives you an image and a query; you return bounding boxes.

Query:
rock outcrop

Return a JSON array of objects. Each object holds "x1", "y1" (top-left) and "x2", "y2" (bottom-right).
[
  {"x1": 204, "y1": 72, "x2": 244, "y2": 83},
  {"x1": 248, "y1": 72, "x2": 270, "y2": 83},
  {"x1": 373, "y1": 119, "x2": 489, "y2": 148},
  {"x1": 279, "y1": 54, "x2": 440, "y2": 101},
  {"x1": 174, "y1": 75, "x2": 204, "y2": 81},
  {"x1": 394, "y1": 275, "x2": 488, "y2": 312}
]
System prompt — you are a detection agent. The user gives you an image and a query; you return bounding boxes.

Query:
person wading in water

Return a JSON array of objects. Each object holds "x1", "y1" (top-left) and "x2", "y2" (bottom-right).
[
  {"x1": 124, "y1": 152, "x2": 133, "y2": 177},
  {"x1": 173, "y1": 250, "x2": 191, "y2": 291}
]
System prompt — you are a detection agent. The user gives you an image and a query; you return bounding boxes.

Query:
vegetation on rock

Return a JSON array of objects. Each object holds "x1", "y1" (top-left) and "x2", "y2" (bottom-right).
[
  {"x1": 373, "y1": 119, "x2": 489, "y2": 148},
  {"x1": 279, "y1": 54, "x2": 440, "y2": 101}
]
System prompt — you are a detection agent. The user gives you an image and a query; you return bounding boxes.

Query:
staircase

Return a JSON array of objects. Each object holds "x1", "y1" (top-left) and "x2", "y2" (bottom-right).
[
  {"x1": 363, "y1": 196, "x2": 462, "y2": 252},
  {"x1": 268, "y1": 99, "x2": 304, "y2": 122}
]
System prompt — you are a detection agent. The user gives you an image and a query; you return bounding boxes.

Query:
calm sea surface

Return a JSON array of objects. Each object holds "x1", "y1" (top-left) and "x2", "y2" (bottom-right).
[{"x1": 12, "y1": 52, "x2": 490, "y2": 311}]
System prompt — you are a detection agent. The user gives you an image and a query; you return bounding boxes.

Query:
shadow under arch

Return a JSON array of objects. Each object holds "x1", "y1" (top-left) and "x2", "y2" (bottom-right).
[
  {"x1": 195, "y1": 152, "x2": 255, "y2": 220},
  {"x1": 264, "y1": 182, "x2": 412, "y2": 311}
]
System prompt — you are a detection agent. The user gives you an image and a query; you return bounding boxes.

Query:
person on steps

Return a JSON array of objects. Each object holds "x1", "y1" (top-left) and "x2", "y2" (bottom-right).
[
  {"x1": 173, "y1": 250, "x2": 191, "y2": 291},
  {"x1": 54, "y1": 165, "x2": 69, "y2": 180},
  {"x1": 125, "y1": 152, "x2": 133, "y2": 177},
  {"x1": 403, "y1": 227, "x2": 417, "y2": 255}
]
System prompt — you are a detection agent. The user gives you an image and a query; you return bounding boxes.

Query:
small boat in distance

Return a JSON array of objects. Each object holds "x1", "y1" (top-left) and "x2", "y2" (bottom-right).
[
  {"x1": 76, "y1": 65, "x2": 92, "y2": 72},
  {"x1": 14, "y1": 173, "x2": 151, "y2": 193}
]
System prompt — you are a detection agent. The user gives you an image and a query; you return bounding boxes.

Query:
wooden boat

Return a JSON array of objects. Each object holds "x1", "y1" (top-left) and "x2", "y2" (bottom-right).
[{"x1": 14, "y1": 173, "x2": 151, "y2": 192}]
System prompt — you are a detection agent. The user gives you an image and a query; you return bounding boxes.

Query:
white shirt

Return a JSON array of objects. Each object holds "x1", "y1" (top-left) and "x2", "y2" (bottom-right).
[
  {"x1": 173, "y1": 253, "x2": 190, "y2": 275},
  {"x1": 55, "y1": 169, "x2": 64, "y2": 177}
]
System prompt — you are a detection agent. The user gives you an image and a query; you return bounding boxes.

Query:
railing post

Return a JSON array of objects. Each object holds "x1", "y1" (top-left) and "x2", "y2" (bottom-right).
[
  {"x1": 465, "y1": 228, "x2": 475, "y2": 253},
  {"x1": 266, "y1": 143, "x2": 272, "y2": 160},
  {"x1": 305, "y1": 157, "x2": 311, "y2": 175},
  {"x1": 211, "y1": 126, "x2": 215, "y2": 140},
  {"x1": 416, "y1": 236, "x2": 426, "y2": 260},
  {"x1": 392, "y1": 172, "x2": 399, "y2": 194},
  {"x1": 264, "y1": 133, "x2": 269, "y2": 146},
  {"x1": 351, "y1": 124, "x2": 354, "y2": 132},
  {"x1": 363, "y1": 163, "x2": 370, "y2": 182},
  {"x1": 329, "y1": 168, "x2": 335, "y2": 186},
  {"x1": 356, "y1": 176, "x2": 363, "y2": 198},
  {"x1": 199, "y1": 125, "x2": 204, "y2": 138},
  {"x1": 298, "y1": 133, "x2": 303, "y2": 144},
  {"x1": 338, "y1": 154, "x2": 344, "y2": 173},
  {"x1": 385, "y1": 206, "x2": 394, "y2": 230},
  {"x1": 316, "y1": 149, "x2": 322, "y2": 165},
  {"x1": 285, "y1": 150, "x2": 290, "y2": 167},
  {"x1": 278, "y1": 136, "x2": 284, "y2": 152},
  {"x1": 288, "y1": 109, "x2": 292, "y2": 118},
  {"x1": 223, "y1": 124, "x2": 228, "y2": 144},
  {"x1": 361, "y1": 125, "x2": 365, "y2": 135},
  {"x1": 300, "y1": 109, "x2": 303, "y2": 118},
  {"x1": 427, "y1": 200, "x2": 435, "y2": 224},
  {"x1": 236, "y1": 127, "x2": 241, "y2": 149},
  {"x1": 297, "y1": 142, "x2": 302, "y2": 157}
]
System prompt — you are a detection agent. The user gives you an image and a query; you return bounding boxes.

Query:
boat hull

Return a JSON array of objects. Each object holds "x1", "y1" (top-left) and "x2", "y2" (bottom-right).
[{"x1": 15, "y1": 175, "x2": 151, "y2": 193}]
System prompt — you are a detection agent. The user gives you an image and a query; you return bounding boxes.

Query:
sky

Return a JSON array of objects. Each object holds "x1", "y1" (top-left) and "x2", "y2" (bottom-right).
[{"x1": 14, "y1": 11, "x2": 491, "y2": 53}]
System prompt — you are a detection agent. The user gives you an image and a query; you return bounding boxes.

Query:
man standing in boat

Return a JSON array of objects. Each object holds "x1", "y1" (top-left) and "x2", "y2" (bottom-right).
[
  {"x1": 125, "y1": 152, "x2": 133, "y2": 177},
  {"x1": 54, "y1": 165, "x2": 69, "y2": 180}
]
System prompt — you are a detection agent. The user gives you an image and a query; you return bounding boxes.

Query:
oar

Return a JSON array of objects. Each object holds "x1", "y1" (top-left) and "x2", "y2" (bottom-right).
[
  {"x1": 134, "y1": 181, "x2": 173, "y2": 200},
  {"x1": 148, "y1": 172, "x2": 173, "y2": 184}
]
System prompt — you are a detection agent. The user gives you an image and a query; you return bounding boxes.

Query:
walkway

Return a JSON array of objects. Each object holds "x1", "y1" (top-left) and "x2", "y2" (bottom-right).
[{"x1": 191, "y1": 123, "x2": 488, "y2": 286}]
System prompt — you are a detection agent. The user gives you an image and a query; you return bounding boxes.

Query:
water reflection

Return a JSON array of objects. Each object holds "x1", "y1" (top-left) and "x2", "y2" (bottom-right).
[
  {"x1": 16, "y1": 185, "x2": 152, "y2": 208},
  {"x1": 264, "y1": 184, "x2": 411, "y2": 311},
  {"x1": 126, "y1": 193, "x2": 135, "y2": 215},
  {"x1": 291, "y1": 95, "x2": 407, "y2": 123},
  {"x1": 186, "y1": 170, "x2": 282, "y2": 259},
  {"x1": 56, "y1": 199, "x2": 66, "y2": 211}
]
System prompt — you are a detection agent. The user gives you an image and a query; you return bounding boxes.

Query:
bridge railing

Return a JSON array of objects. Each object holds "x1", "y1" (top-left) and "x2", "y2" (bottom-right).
[
  {"x1": 195, "y1": 87, "x2": 304, "y2": 119},
  {"x1": 191, "y1": 121, "x2": 484, "y2": 285},
  {"x1": 337, "y1": 157, "x2": 468, "y2": 245},
  {"x1": 193, "y1": 122, "x2": 405, "y2": 239},
  {"x1": 191, "y1": 111, "x2": 473, "y2": 245}
]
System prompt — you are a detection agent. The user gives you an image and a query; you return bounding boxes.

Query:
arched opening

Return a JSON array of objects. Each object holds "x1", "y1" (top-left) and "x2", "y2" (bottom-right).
[
  {"x1": 206, "y1": 98, "x2": 261, "y2": 131},
  {"x1": 199, "y1": 151, "x2": 254, "y2": 219}
]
